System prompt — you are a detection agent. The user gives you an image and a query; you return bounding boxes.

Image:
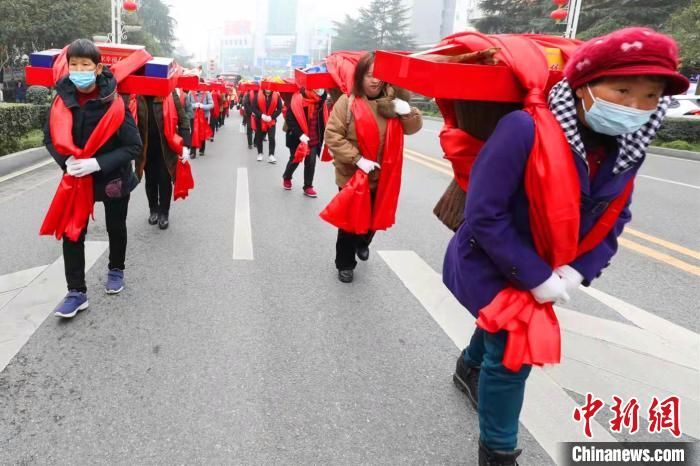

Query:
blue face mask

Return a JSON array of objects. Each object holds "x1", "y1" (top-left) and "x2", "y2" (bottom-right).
[
  {"x1": 583, "y1": 85, "x2": 656, "y2": 136},
  {"x1": 69, "y1": 70, "x2": 97, "y2": 90}
]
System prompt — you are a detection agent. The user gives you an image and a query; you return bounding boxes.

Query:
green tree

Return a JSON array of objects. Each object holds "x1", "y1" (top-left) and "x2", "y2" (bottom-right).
[
  {"x1": 476, "y1": 0, "x2": 689, "y2": 38},
  {"x1": 666, "y1": 0, "x2": 700, "y2": 74},
  {"x1": 123, "y1": 0, "x2": 177, "y2": 56},
  {"x1": 332, "y1": 0, "x2": 416, "y2": 51}
]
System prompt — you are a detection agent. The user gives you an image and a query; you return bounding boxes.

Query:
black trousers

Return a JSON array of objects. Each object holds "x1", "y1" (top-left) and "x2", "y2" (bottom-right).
[
  {"x1": 145, "y1": 144, "x2": 172, "y2": 215},
  {"x1": 245, "y1": 115, "x2": 254, "y2": 146},
  {"x1": 283, "y1": 146, "x2": 318, "y2": 188},
  {"x1": 255, "y1": 127, "x2": 276, "y2": 155},
  {"x1": 63, "y1": 195, "x2": 130, "y2": 292},
  {"x1": 336, "y1": 229, "x2": 375, "y2": 271},
  {"x1": 335, "y1": 188, "x2": 376, "y2": 270},
  {"x1": 210, "y1": 117, "x2": 217, "y2": 137}
]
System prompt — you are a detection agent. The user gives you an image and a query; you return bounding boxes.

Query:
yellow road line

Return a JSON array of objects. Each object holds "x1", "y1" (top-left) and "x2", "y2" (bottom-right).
[
  {"x1": 624, "y1": 228, "x2": 700, "y2": 261},
  {"x1": 618, "y1": 237, "x2": 700, "y2": 276},
  {"x1": 403, "y1": 146, "x2": 700, "y2": 276},
  {"x1": 404, "y1": 153, "x2": 453, "y2": 176}
]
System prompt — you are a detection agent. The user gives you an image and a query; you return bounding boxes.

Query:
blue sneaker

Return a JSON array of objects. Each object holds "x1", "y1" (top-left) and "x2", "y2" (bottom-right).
[
  {"x1": 105, "y1": 269, "x2": 124, "y2": 294},
  {"x1": 54, "y1": 291, "x2": 89, "y2": 318}
]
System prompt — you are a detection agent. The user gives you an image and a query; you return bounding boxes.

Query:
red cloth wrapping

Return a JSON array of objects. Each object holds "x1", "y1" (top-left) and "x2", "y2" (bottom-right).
[
  {"x1": 162, "y1": 93, "x2": 184, "y2": 153},
  {"x1": 191, "y1": 93, "x2": 213, "y2": 149},
  {"x1": 320, "y1": 102, "x2": 333, "y2": 162},
  {"x1": 436, "y1": 32, "x2": 632, "y2": 371},
  {"x1": 128, "y1": 94, "x2": 138, "y2": 125},
  {"x1": 211, "y1": 91, "x2": 221, "y2": 119},
  {"x1": 173, "y1": 160, "x2": 194, "y2": 200},
  {"x1": 320, "y1": 97, "x2": 404, "y2": 234},
  {"x1": 40, "y1": 96, "x2": 125, "y2": 241},
  {"x1": 253, "y1": 91, "x2": 280, "y2": 133},
  {"x1": 325, "y1": 51, "x2": 366, "y2": 95}
]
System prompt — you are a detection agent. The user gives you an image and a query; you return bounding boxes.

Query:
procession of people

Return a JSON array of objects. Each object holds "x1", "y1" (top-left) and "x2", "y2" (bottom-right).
[{"x1": 30, "y1": 23, "x2": 690, "y2": 465}]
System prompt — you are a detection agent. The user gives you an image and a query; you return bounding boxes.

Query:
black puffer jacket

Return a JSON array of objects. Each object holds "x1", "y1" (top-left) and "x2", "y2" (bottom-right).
[{"x1": 44, "y1": 68, "x2": 142, "y2": 202}]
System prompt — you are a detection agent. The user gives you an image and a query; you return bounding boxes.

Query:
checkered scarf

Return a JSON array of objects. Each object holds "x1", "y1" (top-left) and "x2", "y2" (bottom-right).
[{"x1": 547, "y1": 78, "x2": 670, "y2": 174}]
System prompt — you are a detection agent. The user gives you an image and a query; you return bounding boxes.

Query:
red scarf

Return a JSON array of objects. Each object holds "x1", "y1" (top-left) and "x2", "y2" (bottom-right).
[
  {"x1": 252, "y1": 91, "x2": 279, "y2": 132},
  {"x1": 320, "y1": 97, "x2": 404, "y2": 234},
  {"x1": 290, "y1": 90, "x2": 321, "y2": 163},
  {"x1": 320, "y1": 101, "x2": 332, "y2": 162},
  {"x1": 191, "y1": 92, "x2": 213, "y2": 149},
  {"x1": 128, "y1": 94, "x2": 138, "y2": 125},
  {"x1": 435, "y1": 32, "x2": 632, "y2": 371},
  {"x1": 40, "y1": 95, "x2": 125, "y2": 241},
  {"x1": 161, "y1": 94, "x2": 184, "y2": 153},
  {"x1": 212, "y1": 91, "x2": 221, "y2": 118}
]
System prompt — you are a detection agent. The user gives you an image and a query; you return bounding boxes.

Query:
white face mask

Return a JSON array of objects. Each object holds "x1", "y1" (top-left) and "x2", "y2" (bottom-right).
[
  {"x1": 583, "y1": 85, "x2": 656, "y2": 136},
  {"x1": 314, "y1": 88, "x2": 325, "y2": 96}
]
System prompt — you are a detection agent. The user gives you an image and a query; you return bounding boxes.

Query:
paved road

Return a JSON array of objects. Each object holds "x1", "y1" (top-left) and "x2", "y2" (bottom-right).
[{"x1": 0, "y1": 112, "x2": 697, "y2": 464}]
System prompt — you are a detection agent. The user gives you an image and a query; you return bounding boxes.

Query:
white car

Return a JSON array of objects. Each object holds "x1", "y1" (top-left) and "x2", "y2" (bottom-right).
[{"x1": 666, "y1": 94, "x2": 700, "y2": 118}]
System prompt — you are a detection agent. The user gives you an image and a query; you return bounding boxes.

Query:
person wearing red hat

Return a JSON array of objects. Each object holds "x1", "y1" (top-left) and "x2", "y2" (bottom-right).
[{"x1": 442, "y1": 28, "x2": 688, "y2": 465}]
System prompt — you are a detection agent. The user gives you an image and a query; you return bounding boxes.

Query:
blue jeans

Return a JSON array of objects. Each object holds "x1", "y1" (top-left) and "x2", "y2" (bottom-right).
[{"x1": 463, "y1": 328, "x2": 532, "y2": 451}]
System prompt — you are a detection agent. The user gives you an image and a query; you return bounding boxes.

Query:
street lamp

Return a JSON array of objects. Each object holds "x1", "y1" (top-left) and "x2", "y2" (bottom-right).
[{"x1": 108, "y1": 0, "x2": 140, "y2": 44}]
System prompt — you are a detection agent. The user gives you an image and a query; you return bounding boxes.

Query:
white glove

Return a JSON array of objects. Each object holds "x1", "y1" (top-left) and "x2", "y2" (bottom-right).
[
  {"x1": 356, "y1": 156, "x2": 381, "y2": 174},
  {"x1": 262, "y1": 114, "x2": 272, "y2": 122},
  {"x1": 65, "y1": 155, "x2": 77, "y2": 170},
  {"x1": 555, "y1": 265, "x2": 584, "y2": 296},
  {"x1": 299, "y1": 134, "x2": 310, "y2": 144},
  {"x1": 67, "y1": 158, "x2": 101, "y2": 178},
  {"x1": 530, "y1": 272, "x2": 570, "y2": 305},
  {"x1": 180, "y1": 147, "x2": 190, "y2": 163},
  {"x1": 195, "y1": 103, "x2": 203, "y2": 109},
  {"x1": 393, "y1": 98, "x2": 411, "y2": 116}
]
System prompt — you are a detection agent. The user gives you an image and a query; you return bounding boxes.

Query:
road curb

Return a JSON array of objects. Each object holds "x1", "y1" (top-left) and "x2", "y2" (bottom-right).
[
  {"x1": 0, "y1": 147, "x2": 51, "y2": 181},
  {"x1": 647, "y1": 146, "x2": 700, "y2": 162}
]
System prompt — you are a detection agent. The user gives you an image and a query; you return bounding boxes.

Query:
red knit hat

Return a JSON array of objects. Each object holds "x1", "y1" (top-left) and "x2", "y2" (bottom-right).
[{"x1": 564, "y1": 27, "x2": 689, "y2": 96}]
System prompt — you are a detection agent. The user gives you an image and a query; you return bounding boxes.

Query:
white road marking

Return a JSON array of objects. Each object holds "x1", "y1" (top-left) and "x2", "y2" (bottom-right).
[
  {"x1": 0, "y1": 265, "x2": 48, "y2": 294},
  {"x1": 378, "y1": 250, "x2": 615, "y2": 464},
  {"x1": 638, "y1": 174, "x2": 700, "y2": 189},
  {"x1": 0, "y1": 241, "x2": 108, "y2": 373},
  {"x1": 581, "y1": 286, "x2": 699, "y2": 353},
  {"x1": 647, "y1": 152, "x2": 700, "y2": 164},
  {"x1": 233, "y1": 167, "x2": 254, "y2": 260},
  {"x1": 0, "y1": 159, "x2": 54, "y2": 184}
]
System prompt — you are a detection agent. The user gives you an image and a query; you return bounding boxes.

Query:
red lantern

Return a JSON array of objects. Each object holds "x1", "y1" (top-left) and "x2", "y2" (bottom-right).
[
  {"x1": 123, "y1": 1, "x2": 138, "y2": 12},
  {"x1": 553, "y1": 0, "x2": 568, "y2": 6},
  {"x1": 551, "y1": 8, "x2": 568, "y2": 22}
]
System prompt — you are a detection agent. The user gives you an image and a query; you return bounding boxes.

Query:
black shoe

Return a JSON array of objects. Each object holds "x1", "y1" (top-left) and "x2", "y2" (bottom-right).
[
  {"x1": 199, "y1": 151, "x2": 205, "y2": 156},
  {"x1": 209, "y1": 138, "x2": 214, "y2": 142},
  {"x1": 338, "y1": 269, "x2": 354, "y2": 283},
  {"x1": 191, "y1": 152, "x2": 197, "y2": 159},
  {"x1": 479, "y1": 440, "x2": 522, "y2": 466},
  {"x1": 453, "y1": 350, "x2": 480, "y2": 409},
  {"x1": 248, "y1": 145, "x2": 253, "y2": 150},
  {"x1": 158, "y1": 212, "x2": 169, "y2": 230},
  {"x1": 148, "y1": 210, "x2": 159, "y2": 225},
  {"x1": 356, "y1": 244, "x2": 370, "y2": 261}
]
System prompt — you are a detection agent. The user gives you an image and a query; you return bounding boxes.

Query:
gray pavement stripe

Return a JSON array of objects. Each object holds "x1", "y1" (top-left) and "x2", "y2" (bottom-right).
[
  {"x1": 0, "y1": 159, "x2": 53, "y2": 184},
  {"x1": 233, "y1": 167, "x2": 254, "y2": 260},
  {"x1": 377, "y1": 250, "x2": 615, "y2": 464},
  {"x1": 0, "y1": 241, "x2": 108, "y2": 373},
  {"x1": 638, "y1": 174, "x2": 700, "y2": 190}
]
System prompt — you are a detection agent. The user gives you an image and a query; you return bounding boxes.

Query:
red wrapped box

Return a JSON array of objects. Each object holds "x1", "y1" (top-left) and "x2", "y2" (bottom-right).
[
  {"x1": 96, "y1": 43, "x2": 146, "y2": 66},
  {"x1": 373, "y1": 48, "x2": 564, "y2": 103},
  {"x1": 118, "y1": 73, "x2": 179, "y2": 97},
  {"x1": 294, "y1": 68, "x2": 337, "y2": 90},
  {"x1": 177, "y1": 75, "x2": 200, "y2": 91},
  {"x1": 261, "y1": 79, "x2": 298, "y2": 93},
  {"x1": 25, "y1": 66, "x2": 54, "y2": 87}
]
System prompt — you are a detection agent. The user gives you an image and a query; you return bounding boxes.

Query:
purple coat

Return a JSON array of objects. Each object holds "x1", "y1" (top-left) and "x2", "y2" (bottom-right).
[{"x1": 443, "y1": 111, "x2": 636, "y2": 317}]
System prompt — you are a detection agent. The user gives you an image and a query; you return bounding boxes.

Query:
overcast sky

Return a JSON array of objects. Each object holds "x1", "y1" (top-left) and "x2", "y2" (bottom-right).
[{"x1": 167, "y1": 0, "x2": 373, "y2": 59}]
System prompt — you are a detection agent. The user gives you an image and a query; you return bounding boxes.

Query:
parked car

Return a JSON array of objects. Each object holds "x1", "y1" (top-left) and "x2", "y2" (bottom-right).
[{"x1": 666, "y1": 95, "x2": 700, "y2": 117}]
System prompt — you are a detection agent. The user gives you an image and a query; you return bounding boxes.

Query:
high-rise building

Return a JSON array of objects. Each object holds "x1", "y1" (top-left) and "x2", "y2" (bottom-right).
[
  {"x1": 220, "y1": 21, "x2": 254, "y2": 74},
  {"x1": 410, "y1": 0, "x2": 485, "y2": 49}
]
